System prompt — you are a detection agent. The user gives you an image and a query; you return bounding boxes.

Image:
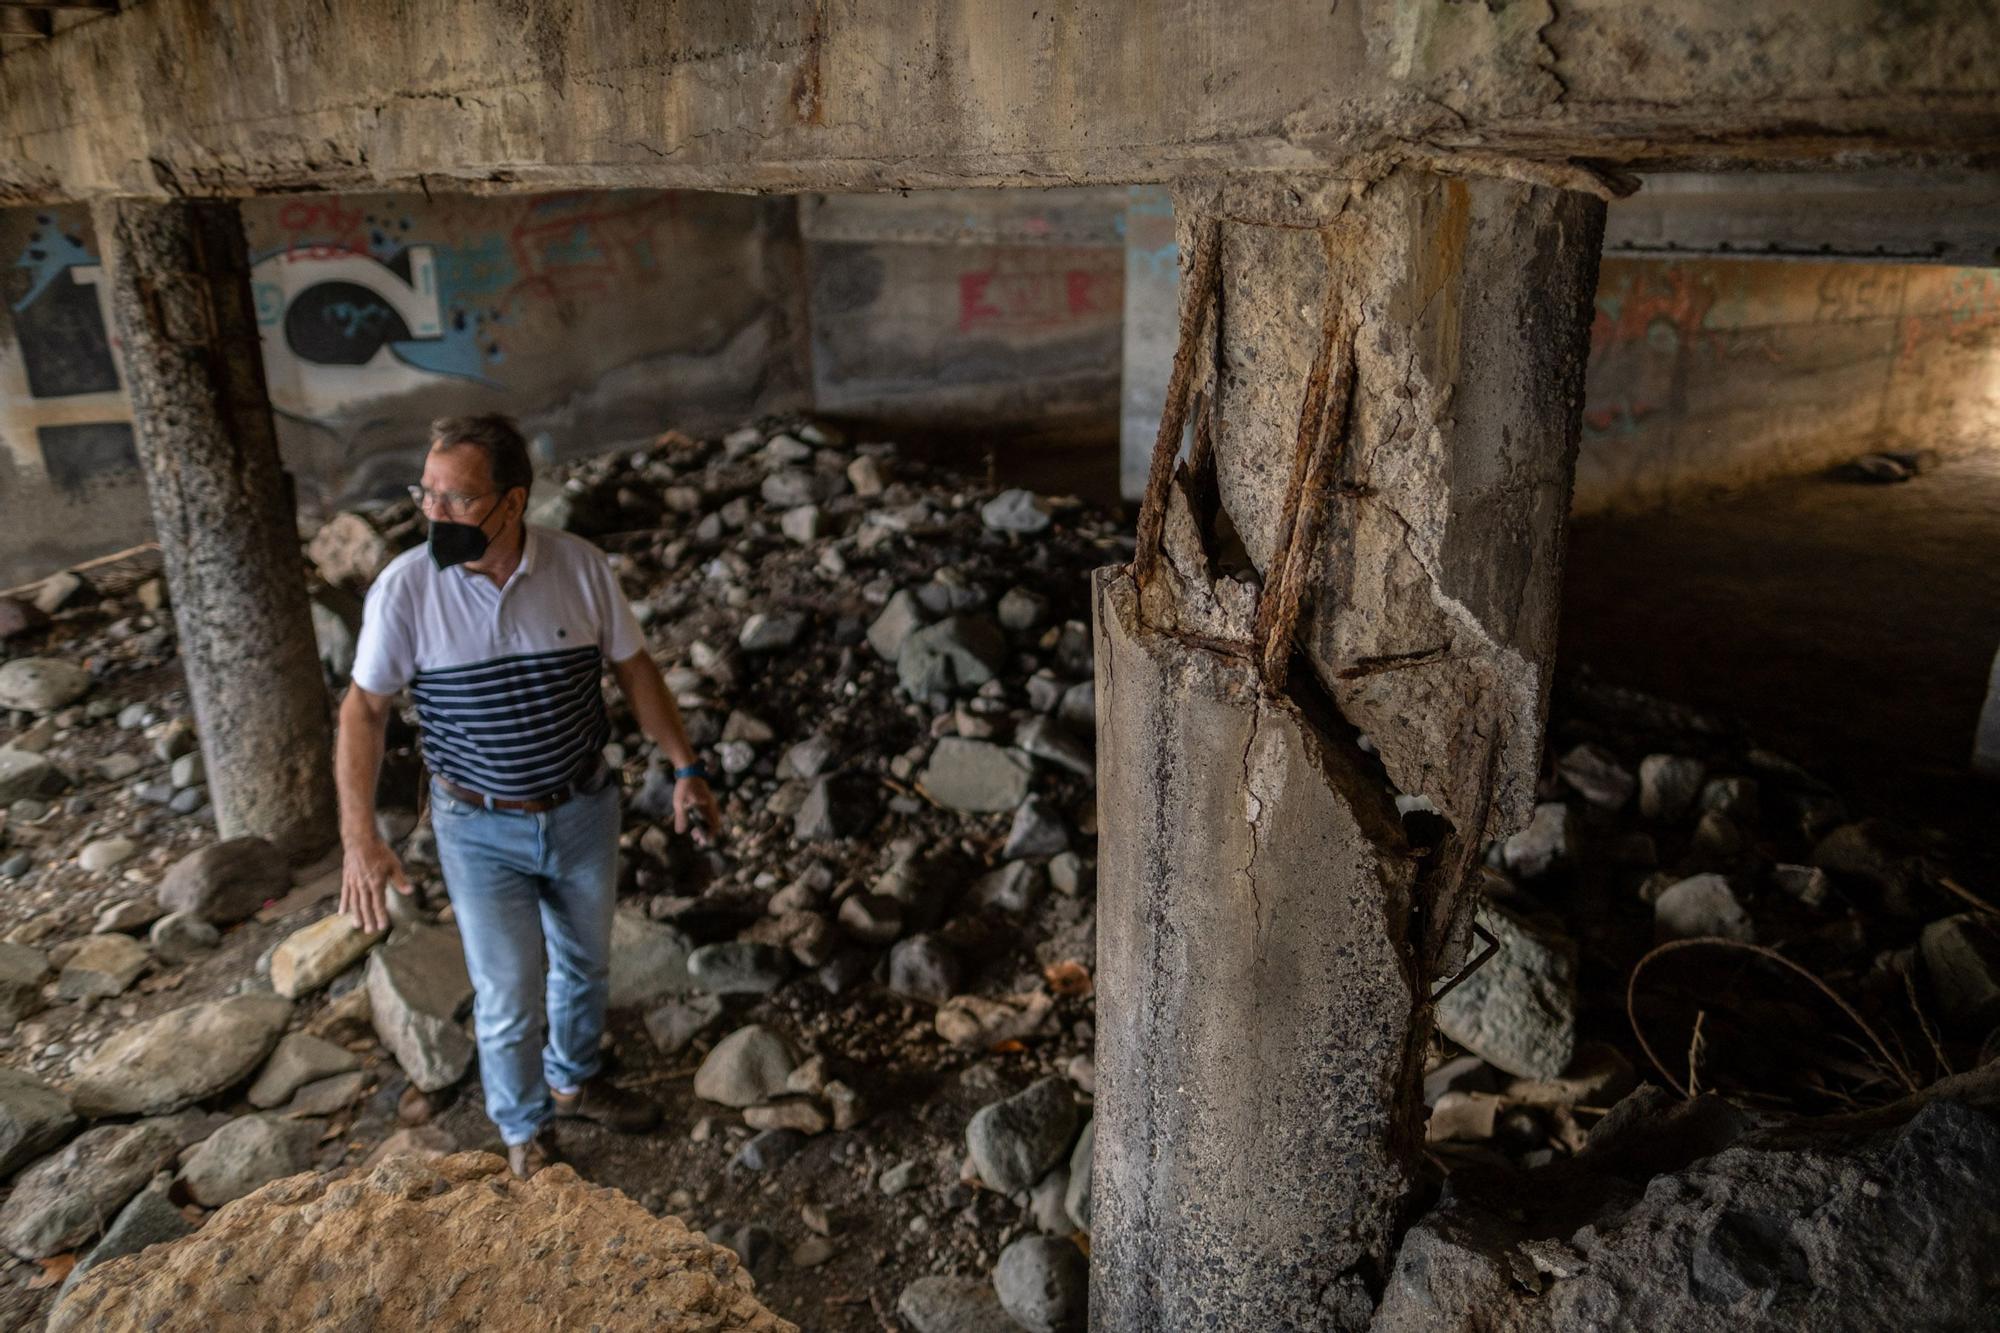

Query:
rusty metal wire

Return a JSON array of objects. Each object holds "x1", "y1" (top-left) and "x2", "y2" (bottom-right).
[{"x1": 1626, "y1": 936, "x2": 1921, "y2": 1101}]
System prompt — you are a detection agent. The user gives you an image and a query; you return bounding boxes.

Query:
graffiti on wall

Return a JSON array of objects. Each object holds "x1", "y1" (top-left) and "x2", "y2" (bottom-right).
[
  {"x1": 957, "y1": 262, "x2": 1119, "y2": 333},
  {"x1": 1584, "y1": 263, "x2": 1768, "y2": 437},
  {"x1": 4, "y1": 215, "x2": 136, "y2": 491},
  {"x1": 252, "y1": 191, "x2": 691, "y2": 428},
  {"x1": 1898, "y1": 268, "x2": 2000, "y2": 361}
]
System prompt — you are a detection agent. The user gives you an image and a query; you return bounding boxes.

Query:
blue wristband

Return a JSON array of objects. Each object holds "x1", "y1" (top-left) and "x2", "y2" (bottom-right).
[{"x1": 673, "y1": 763, "x2": 708, "y2": 781}]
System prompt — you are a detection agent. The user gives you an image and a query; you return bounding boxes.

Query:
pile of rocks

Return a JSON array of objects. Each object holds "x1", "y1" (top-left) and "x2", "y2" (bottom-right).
[
  {"x1": 7, "y1": 416, "x2": 1998, "y2": 1330},
  {"x1": 1, "y1": 422, "x2": 1110, "y2": 1331},
  {"x1": 1417, "y1": 668, "x2": 2000, "y2": 1175}
]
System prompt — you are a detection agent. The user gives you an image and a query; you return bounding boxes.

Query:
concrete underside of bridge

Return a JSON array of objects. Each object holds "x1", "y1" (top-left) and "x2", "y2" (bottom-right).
[
  {"x1": 1, "y1": 0, "x2": 1997, "y2": 204},
  {"x1": 3, "y1": 3, "x2": 1996, "y2": 1326}
]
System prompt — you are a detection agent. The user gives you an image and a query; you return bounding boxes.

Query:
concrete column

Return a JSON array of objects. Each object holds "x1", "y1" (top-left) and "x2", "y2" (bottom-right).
[
  {"x1": 1092, "y1": 169, "x2": 1604, "y2": 1329},
  {"x1": 92, "y1": 198, "x2": 336, "y2": 856}
]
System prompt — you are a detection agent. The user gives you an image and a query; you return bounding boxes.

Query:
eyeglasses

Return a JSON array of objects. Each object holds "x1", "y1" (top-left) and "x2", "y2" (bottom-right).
[{"x1": 408, "y1": 484, "x2": 494, "y2": 516}]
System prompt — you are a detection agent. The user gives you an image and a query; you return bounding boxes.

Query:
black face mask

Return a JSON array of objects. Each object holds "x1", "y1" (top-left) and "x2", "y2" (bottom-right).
[{"x1": 428, "y1": 496, "x2": 504, "y2": 571}]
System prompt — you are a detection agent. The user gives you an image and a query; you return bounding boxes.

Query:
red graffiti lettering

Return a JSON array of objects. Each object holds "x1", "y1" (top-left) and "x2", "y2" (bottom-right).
[
  {"x1": 1591, "y1": 266, "x2": 1720, "y2": 358},
  {"x1": 1898, "y1": 271, "x2": 2000, "y2": 360},
  {"x1": 274, "y1": 197, "x2": 369, "y2": 262},
  {"x1": 500, "y1": 191, "x2": 685, "y2": 311},
  {"x1": 958, "y1": 260, "x2": 1117, "y2": 332}
]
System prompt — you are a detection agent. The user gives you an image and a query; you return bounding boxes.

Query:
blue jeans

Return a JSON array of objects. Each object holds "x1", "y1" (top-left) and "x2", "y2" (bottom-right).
[{"x1": 429, "y1": 774, "x2": 620, "y2": 1145}]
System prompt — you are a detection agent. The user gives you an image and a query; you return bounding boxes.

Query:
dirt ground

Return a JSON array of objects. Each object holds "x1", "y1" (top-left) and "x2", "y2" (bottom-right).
[{"x1": 1561, "y1": 451, "x2": 2000, "y2": 871}]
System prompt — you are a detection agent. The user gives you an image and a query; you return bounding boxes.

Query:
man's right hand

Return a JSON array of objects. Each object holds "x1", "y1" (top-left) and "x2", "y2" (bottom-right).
[{"x1": 341, "y1": 835, "x2": 411, "y2": 934}]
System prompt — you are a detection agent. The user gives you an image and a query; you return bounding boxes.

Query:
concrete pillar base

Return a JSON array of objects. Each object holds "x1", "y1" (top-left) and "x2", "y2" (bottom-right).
[{"x1": 1091, "y1": 568, "x2": 1421, "y2": 1329}]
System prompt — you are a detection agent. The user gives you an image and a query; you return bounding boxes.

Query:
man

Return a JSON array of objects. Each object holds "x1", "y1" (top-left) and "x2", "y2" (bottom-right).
[{"x1": 337, "y1": 413, "x2": 720, "y2": 1179}]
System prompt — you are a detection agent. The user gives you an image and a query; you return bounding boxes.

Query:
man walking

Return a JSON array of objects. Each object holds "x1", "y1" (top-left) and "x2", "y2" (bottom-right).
[{"x1": 336, "y1": 413, "x2": 719, "y2": 1179}]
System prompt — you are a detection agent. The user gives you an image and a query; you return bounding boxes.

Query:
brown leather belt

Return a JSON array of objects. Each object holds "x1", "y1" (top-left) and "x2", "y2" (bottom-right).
[{"x1": 432, "y1": 762, "x2": 607, "y2": 814}]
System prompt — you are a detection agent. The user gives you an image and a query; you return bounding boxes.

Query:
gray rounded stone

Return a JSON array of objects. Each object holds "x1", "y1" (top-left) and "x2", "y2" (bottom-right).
[
  {"x1": 692, "y1": 1024, "x2": 795, "y2": 1108},
  {"x1": 994, "y1": 1234, "x2": 1089, "y2": 1332},
  {"x1": 966, "y1": 1076, "x2": 1080, "y2": 1197},
  {"x1": 0, "y1": 658, "x2": 91, "y2": 713}
]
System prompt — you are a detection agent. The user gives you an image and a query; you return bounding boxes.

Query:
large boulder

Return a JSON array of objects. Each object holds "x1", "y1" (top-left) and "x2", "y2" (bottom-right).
[
  {"x1": 156, "y1": 837, "x2": 291, "y2": 926},
  {"x1": 0, "y1": 1068, "x2": 77, "y2": 1178},
  {"x1": 67, "y1": 992, "x2": 293, "y2": 1117},
  {"x1": 1435, "y1": 906, "x2": 1578, "y2": 1081},
  {"x1": 51, "y1": 1153, "x2": 795, "y2": 1331},
  {"x1": 1375, "y1": 1072, "x2": 2000, "y2": 1332},
  {"x1": 367, "y1": 925, "x2": 474, "y2": 1093},
  {"x1": 0, "y1": 1121, "x2": 179, "y2": 1259}
]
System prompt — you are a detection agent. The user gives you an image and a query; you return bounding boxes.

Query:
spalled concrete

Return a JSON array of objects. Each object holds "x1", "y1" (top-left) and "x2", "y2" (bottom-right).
[
  {"x1": 1092, "y1": 166, "x2": 1601, "y2": 1328},
  {"x1": 1091, "y1": 570, "x2": 1422, "y2": 1329}
]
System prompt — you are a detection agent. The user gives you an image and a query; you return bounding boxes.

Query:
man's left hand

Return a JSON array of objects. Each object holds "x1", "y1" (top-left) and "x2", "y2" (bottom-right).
[{"x1": 674, "y1": 776, "x2": 722, "y2": 846}]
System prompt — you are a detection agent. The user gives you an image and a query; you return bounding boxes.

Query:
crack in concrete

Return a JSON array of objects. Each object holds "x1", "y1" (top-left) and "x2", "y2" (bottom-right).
[{"x1": 1238, "y1": 701, "x2": 1266, "y2": 951}]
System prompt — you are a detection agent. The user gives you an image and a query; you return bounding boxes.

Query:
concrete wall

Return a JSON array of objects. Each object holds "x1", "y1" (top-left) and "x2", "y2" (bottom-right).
[
  {"x1": 1575, "y1": 258, "x2": 2000, "y2": 512},
  {"x1": 801, "y1": 188, "x2": 1124, "y2": 489},
  {"x1": 247, "y1": 189, "x2": 809, "y2": 506},
  {"x1": 0, "y1": 206, "x2": 149, "y2": 585},
  {"x1": 1, "y1": 189, "x2": 809, "y2": 584}
]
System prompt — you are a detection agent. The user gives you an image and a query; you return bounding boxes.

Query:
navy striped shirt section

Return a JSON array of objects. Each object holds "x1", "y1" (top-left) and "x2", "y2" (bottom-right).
[{"x1": 411, "y1": 644, "x2": 611, "y2": 798}]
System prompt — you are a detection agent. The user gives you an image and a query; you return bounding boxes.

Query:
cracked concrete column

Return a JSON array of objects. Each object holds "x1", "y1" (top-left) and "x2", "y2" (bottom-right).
[
  {"x1": 92, "y1": 198, "x2": 337, "y2": 856},
  {"x1": 1091, "y1": 167, "x2": 1604, "y2": 1329}
]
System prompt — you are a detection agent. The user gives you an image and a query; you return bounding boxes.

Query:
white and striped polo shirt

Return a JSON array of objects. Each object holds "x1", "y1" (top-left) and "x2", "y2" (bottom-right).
[{"x1": 351, "y1": 524, "x2": 644, "y2": 799}]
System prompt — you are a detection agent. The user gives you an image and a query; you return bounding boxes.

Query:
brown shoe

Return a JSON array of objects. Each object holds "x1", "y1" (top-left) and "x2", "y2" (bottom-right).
[
  {"x1": 507, "y1": 1128, "x2": 560, "y2": 1179},
  {"x1": 551, "y1": 1077, "x2": 662, "y2": 1133}
]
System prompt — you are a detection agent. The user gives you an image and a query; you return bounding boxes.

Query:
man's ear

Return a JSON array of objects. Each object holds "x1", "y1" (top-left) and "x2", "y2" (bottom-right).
[{"x1": 505, "y1": 486, "x2": 530, "y2": 525}]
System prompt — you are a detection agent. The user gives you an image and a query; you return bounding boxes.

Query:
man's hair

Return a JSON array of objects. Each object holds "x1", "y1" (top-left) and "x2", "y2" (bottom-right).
[{"x1": 429, "y1": 414, "x2": 533, "y2": 495}]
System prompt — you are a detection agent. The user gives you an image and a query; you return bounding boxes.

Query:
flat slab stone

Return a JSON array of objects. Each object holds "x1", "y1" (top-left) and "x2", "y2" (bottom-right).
[
  {"x1": 0, "y1": 747, "x2": 66, "y2": 804},
  {"x1": 366, "y1": 925, "x2": 474, "y2": 1093},
  {"x1": 56, "y1": 932, "x2": 150, "y2": 1001},
  {"x1": 248, "y1": 1032, "x2": 361, "y2": 1109},
  {"x1": 271, "y1": 913, "x2": 382, "y2": 998},
  {"x1": 917, "y1": 738, "x2": 1033, "y2": 813},
  {"x1": 0, "y1": 658, "x2": 91, "y2": 713},
  {"x1": 68, "y1": 992, "x2": 294, "y2": 1117},
  {"x1": 0, "y1": 941, "x2": 50, "y2": 1025}
]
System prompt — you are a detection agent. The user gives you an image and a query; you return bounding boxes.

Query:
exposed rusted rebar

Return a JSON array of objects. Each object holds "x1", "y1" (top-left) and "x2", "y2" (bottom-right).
[{"x1": 1132, "y1": 217, "x2": 1222, "y2": 591}]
